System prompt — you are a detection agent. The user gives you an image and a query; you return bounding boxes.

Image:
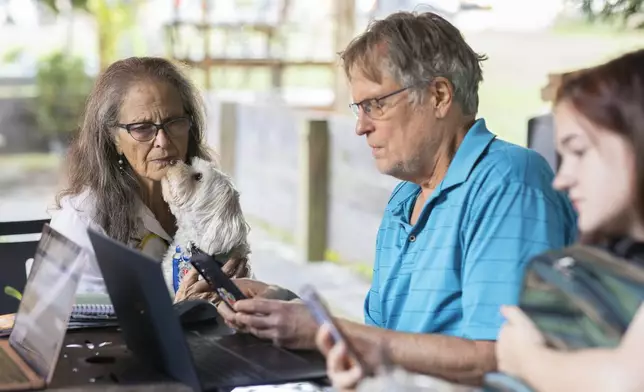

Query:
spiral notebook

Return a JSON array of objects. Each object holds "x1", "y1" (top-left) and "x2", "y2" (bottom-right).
[
  {"x1": 71, "y1": 303, "x2": 115, "y2": 320},
  {"x1": 70, "y1": 293, "x2": 116, "y2": 321}
]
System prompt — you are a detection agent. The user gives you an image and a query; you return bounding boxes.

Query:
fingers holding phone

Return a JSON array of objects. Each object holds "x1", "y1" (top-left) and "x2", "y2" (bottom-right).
[
  {"x1": 174, "y1": 268, "x2": 217, "y2": 303},
  {"x1": 326, "y1": 339, "x2": 364, "y2": 391},
  {"x1": 311, "y1": 308, "x2": 364, "y2": 392},
  {"x1": 221, "y1": 256, "x2": 251, "y2": 279},
  {"x1": 230, "y1": 278, "x2": 272, "y2": 298}
]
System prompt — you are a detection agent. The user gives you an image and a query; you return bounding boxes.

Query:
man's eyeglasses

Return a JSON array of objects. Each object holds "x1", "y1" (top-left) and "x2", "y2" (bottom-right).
[
  {"x1": 349, "y1": 86, "x2": 412, "y2": 120},
  {"x1": 116, "y1": 117, "x2": 192, "y2": 142}
]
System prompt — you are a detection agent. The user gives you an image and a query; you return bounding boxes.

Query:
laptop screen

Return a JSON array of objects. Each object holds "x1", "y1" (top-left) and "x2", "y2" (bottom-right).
[{"x1": 9, "y1": 224, "x2": 88, "y2": 382}]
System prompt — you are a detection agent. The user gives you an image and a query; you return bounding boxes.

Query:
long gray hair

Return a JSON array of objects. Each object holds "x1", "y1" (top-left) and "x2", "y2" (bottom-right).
[{"x1": 56, "y1": 57, "x2": 213, "y2": 244}]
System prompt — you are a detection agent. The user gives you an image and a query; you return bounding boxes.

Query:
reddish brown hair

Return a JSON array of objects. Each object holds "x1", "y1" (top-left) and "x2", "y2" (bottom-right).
[{"x1": 556, "y1": 49, "x2": 644, "y2": 240}]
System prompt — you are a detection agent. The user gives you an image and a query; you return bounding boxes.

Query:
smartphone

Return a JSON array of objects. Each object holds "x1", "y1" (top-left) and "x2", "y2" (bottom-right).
[
  {"x1": 190, "y1": 252, "x2": 247, "y2": 309},
  {"x1": 299, "y1": 284, "x2": 371, "y2": 374}
]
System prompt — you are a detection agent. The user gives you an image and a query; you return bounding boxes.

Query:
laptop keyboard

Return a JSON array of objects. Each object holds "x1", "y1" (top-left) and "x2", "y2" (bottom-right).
[
  {"x1": 185, "y1": 331, "x2": 327, "y2": 388},
  {"x1": 187, "y1": 337, "x2": 271, "y2": 386},
  {"x1": 0, "y1": 347, "x2": 29, "y2": 384}
]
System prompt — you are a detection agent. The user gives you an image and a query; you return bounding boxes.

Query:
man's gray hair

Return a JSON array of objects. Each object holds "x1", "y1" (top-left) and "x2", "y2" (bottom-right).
[{"x1": 341, "y1": 11, "x2": 487, "y2": 115}]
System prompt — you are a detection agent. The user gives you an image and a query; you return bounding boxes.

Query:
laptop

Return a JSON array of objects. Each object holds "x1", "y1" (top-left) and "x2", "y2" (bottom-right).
[
  {"x1": 0, "y1": 224, "x2": 88, "y2": 391},
  {"x1": 484, "y1": 242, "x2": 644, "y2": 392},
  {"x1": 87, "y1": 228, "x2": 328, "y2": 392}
]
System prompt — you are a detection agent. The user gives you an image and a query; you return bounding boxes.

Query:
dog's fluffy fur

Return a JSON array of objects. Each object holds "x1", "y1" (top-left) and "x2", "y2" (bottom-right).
[{"x1": 161, "y1": 157, "x2": 251, "y2": 279}]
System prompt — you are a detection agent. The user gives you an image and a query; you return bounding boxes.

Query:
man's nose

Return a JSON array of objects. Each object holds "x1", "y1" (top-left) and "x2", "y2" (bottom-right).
[{"x1": 355, "y1": 111, "x2": 375, "y2": 136}]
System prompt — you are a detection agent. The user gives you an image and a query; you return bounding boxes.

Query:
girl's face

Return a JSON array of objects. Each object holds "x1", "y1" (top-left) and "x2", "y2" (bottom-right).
[{"x1": 553, "y1": 100, "x2": 639, "y2": 238}]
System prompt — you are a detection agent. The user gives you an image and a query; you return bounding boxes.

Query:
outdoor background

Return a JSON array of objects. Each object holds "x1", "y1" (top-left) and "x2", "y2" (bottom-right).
[{"x1": 1, "y1": 0, "x2": 643, "y2": 319}]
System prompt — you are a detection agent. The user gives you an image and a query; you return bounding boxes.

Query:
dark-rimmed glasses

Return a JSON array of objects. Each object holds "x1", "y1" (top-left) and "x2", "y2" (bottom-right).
[
  {"x1": 349, "y1": 86, "x2": 412, "y2": 119},
  {"x1": 116, "y1": 117, "x2": 192, "y2": 142}
]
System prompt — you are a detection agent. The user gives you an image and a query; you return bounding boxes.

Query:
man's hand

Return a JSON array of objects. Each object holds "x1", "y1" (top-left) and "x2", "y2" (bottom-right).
[
  {"x1": 231, "y1": 278, "x2": 273, "y2": 298},
  {"x1": 215, "y1": 278, "x2": 300, "y2": 332},
  {"x1": 216, "y1": 278, "x2": 272, "y2": 331},
  {"x1": 231, "y1": 298, "x2": 318, "y2": 349}
]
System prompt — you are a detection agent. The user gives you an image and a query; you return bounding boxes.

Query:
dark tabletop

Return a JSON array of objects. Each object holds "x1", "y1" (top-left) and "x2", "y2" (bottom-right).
[
  {"x1": 46, "y1": 317, "x2": 232, "y2": 391},
  {"x1": 6, "y1": 314, "x2": 327, "y2": 392},
  {"x1": 47, "y1": 326, "x2": 181, "y2": 390}
]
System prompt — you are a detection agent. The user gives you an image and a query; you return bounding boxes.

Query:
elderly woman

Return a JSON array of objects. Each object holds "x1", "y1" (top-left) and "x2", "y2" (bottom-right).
[{"x1": 50, "y1": 56, "x2": 247, "y2": 294}]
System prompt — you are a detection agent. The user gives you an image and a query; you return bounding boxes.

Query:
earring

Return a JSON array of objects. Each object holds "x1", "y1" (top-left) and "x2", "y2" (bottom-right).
[{"x1": 118, "y1": 154, "x2": 124, "y2": 173}]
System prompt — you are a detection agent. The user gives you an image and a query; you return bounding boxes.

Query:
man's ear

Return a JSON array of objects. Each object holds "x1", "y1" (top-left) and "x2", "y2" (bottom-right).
[{"x1": 428, "y1": 77, "x2": 453, "y2": 119}]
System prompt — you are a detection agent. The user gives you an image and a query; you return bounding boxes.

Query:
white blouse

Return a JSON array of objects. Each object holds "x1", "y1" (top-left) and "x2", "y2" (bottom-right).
[{"x1": 49, "y1": 189, "x2": 173, "y2": 295}]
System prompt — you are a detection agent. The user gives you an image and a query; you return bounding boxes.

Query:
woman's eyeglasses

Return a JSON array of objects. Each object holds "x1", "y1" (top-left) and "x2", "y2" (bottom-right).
[{"x1": 116, "y1": 117, "x2": 192, "y2": 142}]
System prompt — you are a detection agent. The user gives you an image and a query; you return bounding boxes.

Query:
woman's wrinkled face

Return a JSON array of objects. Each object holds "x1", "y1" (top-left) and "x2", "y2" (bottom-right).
[
  {"x1": 553, "y1": 100, "x2": 636, "y2": 236},
  {"x1": 114, "y1": 80, "x2": 190, "y2": 182}
]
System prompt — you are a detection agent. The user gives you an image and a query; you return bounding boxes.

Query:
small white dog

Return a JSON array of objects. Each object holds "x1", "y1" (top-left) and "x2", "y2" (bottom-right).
[{"x1": 161, "y1": 157, "x2": 251, "y2": 283}]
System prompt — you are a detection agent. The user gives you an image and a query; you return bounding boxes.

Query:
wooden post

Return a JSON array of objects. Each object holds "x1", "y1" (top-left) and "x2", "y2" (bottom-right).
[
  {"x1": 218, "y1": 102, "x2": 237, "y2": 179},
  {"x1": 297, "y1": 119, "x2": 330, "y2": 262},
  {"x1": 201, "y1": 0, "x2": 211, "y2": 89},
  {"x1": 333, "y1": 0, "x2": 356, "y2": 113},
  {"x1": 541, "y1": 73, "x2": 566, "y2": 103}
]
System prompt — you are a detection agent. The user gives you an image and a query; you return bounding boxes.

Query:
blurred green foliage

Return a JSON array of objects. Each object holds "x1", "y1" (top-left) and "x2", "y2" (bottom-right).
[
  {"x1": 2, "y1": 47, "x2": 24, "y2": 64},
  {"x1": 579, "y1": 0, "x2": 644, "y2": 27},
  {"x1": 33, "y1": 51, "x2": 93, "y2": 138},
  {"x1": 37, "y1": 0, "x2": 141, "y2": 70}
]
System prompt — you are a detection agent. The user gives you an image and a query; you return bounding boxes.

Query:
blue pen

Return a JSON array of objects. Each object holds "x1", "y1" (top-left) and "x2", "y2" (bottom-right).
[{"x1": 172, "y1": 245, "x2": 182, "y2": 293}]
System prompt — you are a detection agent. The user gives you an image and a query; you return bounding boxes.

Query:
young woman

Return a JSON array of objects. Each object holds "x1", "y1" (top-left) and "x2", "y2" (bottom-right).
[
  {"x1": 495, "y1": 49, "x2": 644, "y2": 392},
  {"x1": 316, "y1": 48, "x2": 644, "y2": 392}
]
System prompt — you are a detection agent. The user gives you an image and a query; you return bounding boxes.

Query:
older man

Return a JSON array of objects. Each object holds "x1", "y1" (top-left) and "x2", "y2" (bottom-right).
[{"x1": 179, "y1": 11, "x2": 577, "y2": 385}]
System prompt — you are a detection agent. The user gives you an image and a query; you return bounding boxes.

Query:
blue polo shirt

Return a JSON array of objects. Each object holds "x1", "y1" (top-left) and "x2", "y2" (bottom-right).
[{"x1": 365, "y1": 119, "x2": 577, "y2": 340}]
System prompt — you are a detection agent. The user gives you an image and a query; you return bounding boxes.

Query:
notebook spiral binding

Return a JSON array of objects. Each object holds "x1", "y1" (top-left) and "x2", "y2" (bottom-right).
[{"x1": 71, "y1": 304, "x2": 115, "y2": 319}]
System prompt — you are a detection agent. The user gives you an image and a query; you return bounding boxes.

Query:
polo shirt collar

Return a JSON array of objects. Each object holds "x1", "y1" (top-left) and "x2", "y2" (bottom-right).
[
  {"x1": 439, "y1": 118, "x2": 496, "y2": 191},
  {"x1": 388, "y1": 118, "x2": 496, "y2": 217}
]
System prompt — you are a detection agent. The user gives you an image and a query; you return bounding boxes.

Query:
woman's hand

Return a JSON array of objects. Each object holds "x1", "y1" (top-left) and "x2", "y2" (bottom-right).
[
  {"x1": 497, "y1": 305, "x2": 547, "y2": 378},
  {"x1": 220, "y1": 256, "x2": 250, "y2": 279},
  {"x1": 315, "y1": 323, "x2": 363, "y2": 392},
  {"x1": 174, "y1": 256, "x2": 251, "y2": 303},
  {"x1": 173, "y1": 256, "x2": 249, "y2": 327},
  {"x1": 174, "y1": 268, "x2": 217, "y2": 302},
  {"x1": 174, "y1": 268, "x2": 252, "y2": 330}
]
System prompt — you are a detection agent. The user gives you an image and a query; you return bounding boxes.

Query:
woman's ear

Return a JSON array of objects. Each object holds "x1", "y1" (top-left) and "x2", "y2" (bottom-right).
[{"x1": 112, "y1": 130, "x2": 123, "y2": 155}]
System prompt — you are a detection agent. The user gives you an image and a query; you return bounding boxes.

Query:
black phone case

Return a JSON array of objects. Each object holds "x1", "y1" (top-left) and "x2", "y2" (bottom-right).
[{"x1": 190, "y1": 253, "x2": 247, "y2": 307}]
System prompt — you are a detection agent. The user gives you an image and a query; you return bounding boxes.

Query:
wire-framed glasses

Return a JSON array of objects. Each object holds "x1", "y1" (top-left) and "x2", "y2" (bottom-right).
[{"x1": 349, "y1": 86, "x2": 412, "y2": 119}]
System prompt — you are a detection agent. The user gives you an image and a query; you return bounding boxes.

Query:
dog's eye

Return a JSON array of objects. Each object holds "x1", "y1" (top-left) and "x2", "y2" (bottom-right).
[{"x1": 192, "y1": 172, "x2": 203, "y2": 182}]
